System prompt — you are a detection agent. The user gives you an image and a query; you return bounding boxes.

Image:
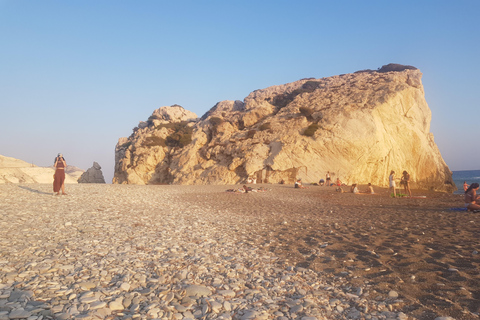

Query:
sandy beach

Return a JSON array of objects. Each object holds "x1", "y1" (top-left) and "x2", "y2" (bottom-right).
[{"x1": 0, "y1": 183, "x2": 478, "y2": 320}]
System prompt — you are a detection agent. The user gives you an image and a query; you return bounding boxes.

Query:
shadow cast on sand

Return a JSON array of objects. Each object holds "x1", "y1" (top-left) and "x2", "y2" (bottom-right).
[{"x1": 18, "y1": 185, "x2": 52, "y2": 195}]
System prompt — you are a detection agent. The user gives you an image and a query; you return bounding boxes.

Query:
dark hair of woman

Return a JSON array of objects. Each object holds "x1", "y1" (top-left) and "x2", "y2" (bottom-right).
[{"x1": 465, "y1": 182, "x2": 479, "y2": 194}]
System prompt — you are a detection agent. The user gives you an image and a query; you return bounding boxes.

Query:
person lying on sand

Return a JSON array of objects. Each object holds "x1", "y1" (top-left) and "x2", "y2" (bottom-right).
[
  {"x1": 244, "y1": 185, "x2": 269, "y2": 193},
  {"x1": 225, "y1": 188, "x2": 244, "y2": 193},
  {"x1": 225, "y1": 185, "x2": 251, "y2": 193},
  {"x1": 464, "y1": 182, "x2": 480, "y2": 211},
  {"x1": 225, "y1": 186, "x2": 268, "y2": 193}
]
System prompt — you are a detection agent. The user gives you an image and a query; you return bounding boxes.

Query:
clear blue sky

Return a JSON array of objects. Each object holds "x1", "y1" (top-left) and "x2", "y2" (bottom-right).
[{"x1": 1, "y1": 0, "x2": 478, "y2": 183}]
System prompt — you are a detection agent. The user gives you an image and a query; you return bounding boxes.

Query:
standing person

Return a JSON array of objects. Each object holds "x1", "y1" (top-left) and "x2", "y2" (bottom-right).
[
  {"x1": 463, "y1": 181, "x2": 469, "y2": 192},
  {"x1": 402, "y1": 171, "x2": 412, "y2": 197},
  {"x1": 326, "y1": 171, "x2": 331, "y2": 186},
  {"x1": 389, "y1": 170, "x2": 396, "y2": 198},
  {"x1": 53, "y1": 153, "x2": 67, "y2": 195},
  {"x1": 464, "y1": 183, "x2": 480, "y2": 211}
]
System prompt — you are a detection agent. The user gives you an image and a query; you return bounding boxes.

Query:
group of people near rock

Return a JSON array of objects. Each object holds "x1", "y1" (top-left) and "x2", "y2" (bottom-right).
[
  {"x1": 318, "y1": 171, "x2": 343, "y2": 187},
  {"x1": 297, "y1": 172, "x2": 376, "y2": 194},
  {"x1": 388, "y1": 170, "x2": 412, "y2": 198},
  {"x1": 297, "y1": 171, "x2": 480, "y2": 212},
  {"x1": 53, "y1": 152, "x2": 480, "y2": 212},
  {"x1": 297, "y1": 170, "x2": 417, "y2": 197},
  {"x1": 247, "y1": 171, "x2": 480, "y2": 213},
  {"x1": 348, "y1": 183, "x2": 374, "y2": 194}
]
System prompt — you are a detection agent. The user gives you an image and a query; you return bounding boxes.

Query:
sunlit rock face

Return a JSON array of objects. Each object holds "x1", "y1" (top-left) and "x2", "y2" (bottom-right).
[{"x1": 113, "y1": 64, "x2": 455, "y2": 192}]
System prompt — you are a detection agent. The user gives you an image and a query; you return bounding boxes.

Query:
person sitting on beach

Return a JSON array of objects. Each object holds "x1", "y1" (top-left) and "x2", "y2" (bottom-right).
[
  {"x1": 464, "y1": 183, "x2": 480, "y2": 211},
  {"x1": 336, "y1": 178, "x2": 342, "y2": 186},
  {"x1": 464, "y1": 181, "x2": 469, "y2": 192},
  {"x1": 319, "y1": 178, "x2": 325, "y2": 186},
  {"x1": 364, "y1": 183, "x2": 374, "y2": 194},
  {"x1": 350, "y1": 184, "x2": 359, "y2": 194},
  {"x1": 295, "y1": 179, "x2": 307, "y2": 189},
  {"x1": 402, "y1": 171, "x2": 412, "y2": 197}
]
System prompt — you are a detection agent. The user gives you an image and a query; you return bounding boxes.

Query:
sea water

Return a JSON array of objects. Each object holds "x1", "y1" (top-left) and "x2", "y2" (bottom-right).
[{"x1": 452, "y1": 170, "x2": 480, "y2": 194}]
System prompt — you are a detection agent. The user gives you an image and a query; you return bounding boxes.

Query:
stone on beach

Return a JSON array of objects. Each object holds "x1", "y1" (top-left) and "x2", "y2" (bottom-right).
[
  {"x1": 388, "y1": 290, "x2": 399, "y2": 299},
  {"x1": 108, "y1": 298, "x2": 124, "y2": 311},
  {"x1": 184, "y1": 284, "x2": 212, "y2": 298},
  {"x1": 8, "y1": 308, "x2": 31, "y2": 319},
  {"x1": 119, "y1": 282, "x2": 130, "y2": 291}
]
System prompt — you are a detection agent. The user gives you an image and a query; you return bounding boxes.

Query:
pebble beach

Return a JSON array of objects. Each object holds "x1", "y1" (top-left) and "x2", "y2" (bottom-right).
[{"x1": 0, "y1": 184, "x2": 478, "y2": 320}]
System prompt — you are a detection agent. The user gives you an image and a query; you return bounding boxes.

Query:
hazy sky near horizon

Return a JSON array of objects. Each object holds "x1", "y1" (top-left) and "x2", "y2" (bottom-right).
[{"x1": 1, "y1": 0, "x2": 479, "y2": 183}]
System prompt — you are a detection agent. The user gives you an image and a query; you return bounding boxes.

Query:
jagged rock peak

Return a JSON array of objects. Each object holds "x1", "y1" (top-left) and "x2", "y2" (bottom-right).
[
  {"x1": 355, "y1": 63, "x2": 418, "y2": 74},
  {"x1": 113, "y1": 65, "x2": 455, "y2": 192},
  {"x1": 78, "y1": 162, "x2": 106, "y2": 184},
  {"x1": 137, "y1": 105, "x2": 198, "y2": 130}
]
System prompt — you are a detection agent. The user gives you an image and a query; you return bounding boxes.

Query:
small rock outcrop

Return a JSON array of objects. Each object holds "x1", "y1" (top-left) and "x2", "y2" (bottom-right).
[
  {"x1": 113, "y1": 64, "x2": 455, "y2": 192},
  {"x1": 0, "y1": 155, "x2": 81, "y2": 184},
  {"x1": 78, "y1": 162, "x2": 106, "y2": 184}
]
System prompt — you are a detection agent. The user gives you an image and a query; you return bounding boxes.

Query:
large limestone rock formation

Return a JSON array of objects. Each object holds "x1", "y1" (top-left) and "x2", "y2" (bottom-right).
[
  {"x1": 0, "y1": 155, "x2": 81, "y2": 184},
  {"x1": 114, "y1": 64, "x2": 455, "y2": 192},
  {"x1": 78, "y1": 162, "x2": 106, "y2": 183}
]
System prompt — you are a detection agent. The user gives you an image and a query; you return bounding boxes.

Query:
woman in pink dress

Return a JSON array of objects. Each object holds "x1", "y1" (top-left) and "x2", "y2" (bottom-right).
[{"x1": 53, "y1": 153, "x2": 67, "y2": 195}]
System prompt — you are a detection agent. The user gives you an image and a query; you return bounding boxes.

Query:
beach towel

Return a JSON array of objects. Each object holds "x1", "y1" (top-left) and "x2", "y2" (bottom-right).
[{"x1": 449, "y1": 207, "x2": 468, "y2": 211}]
